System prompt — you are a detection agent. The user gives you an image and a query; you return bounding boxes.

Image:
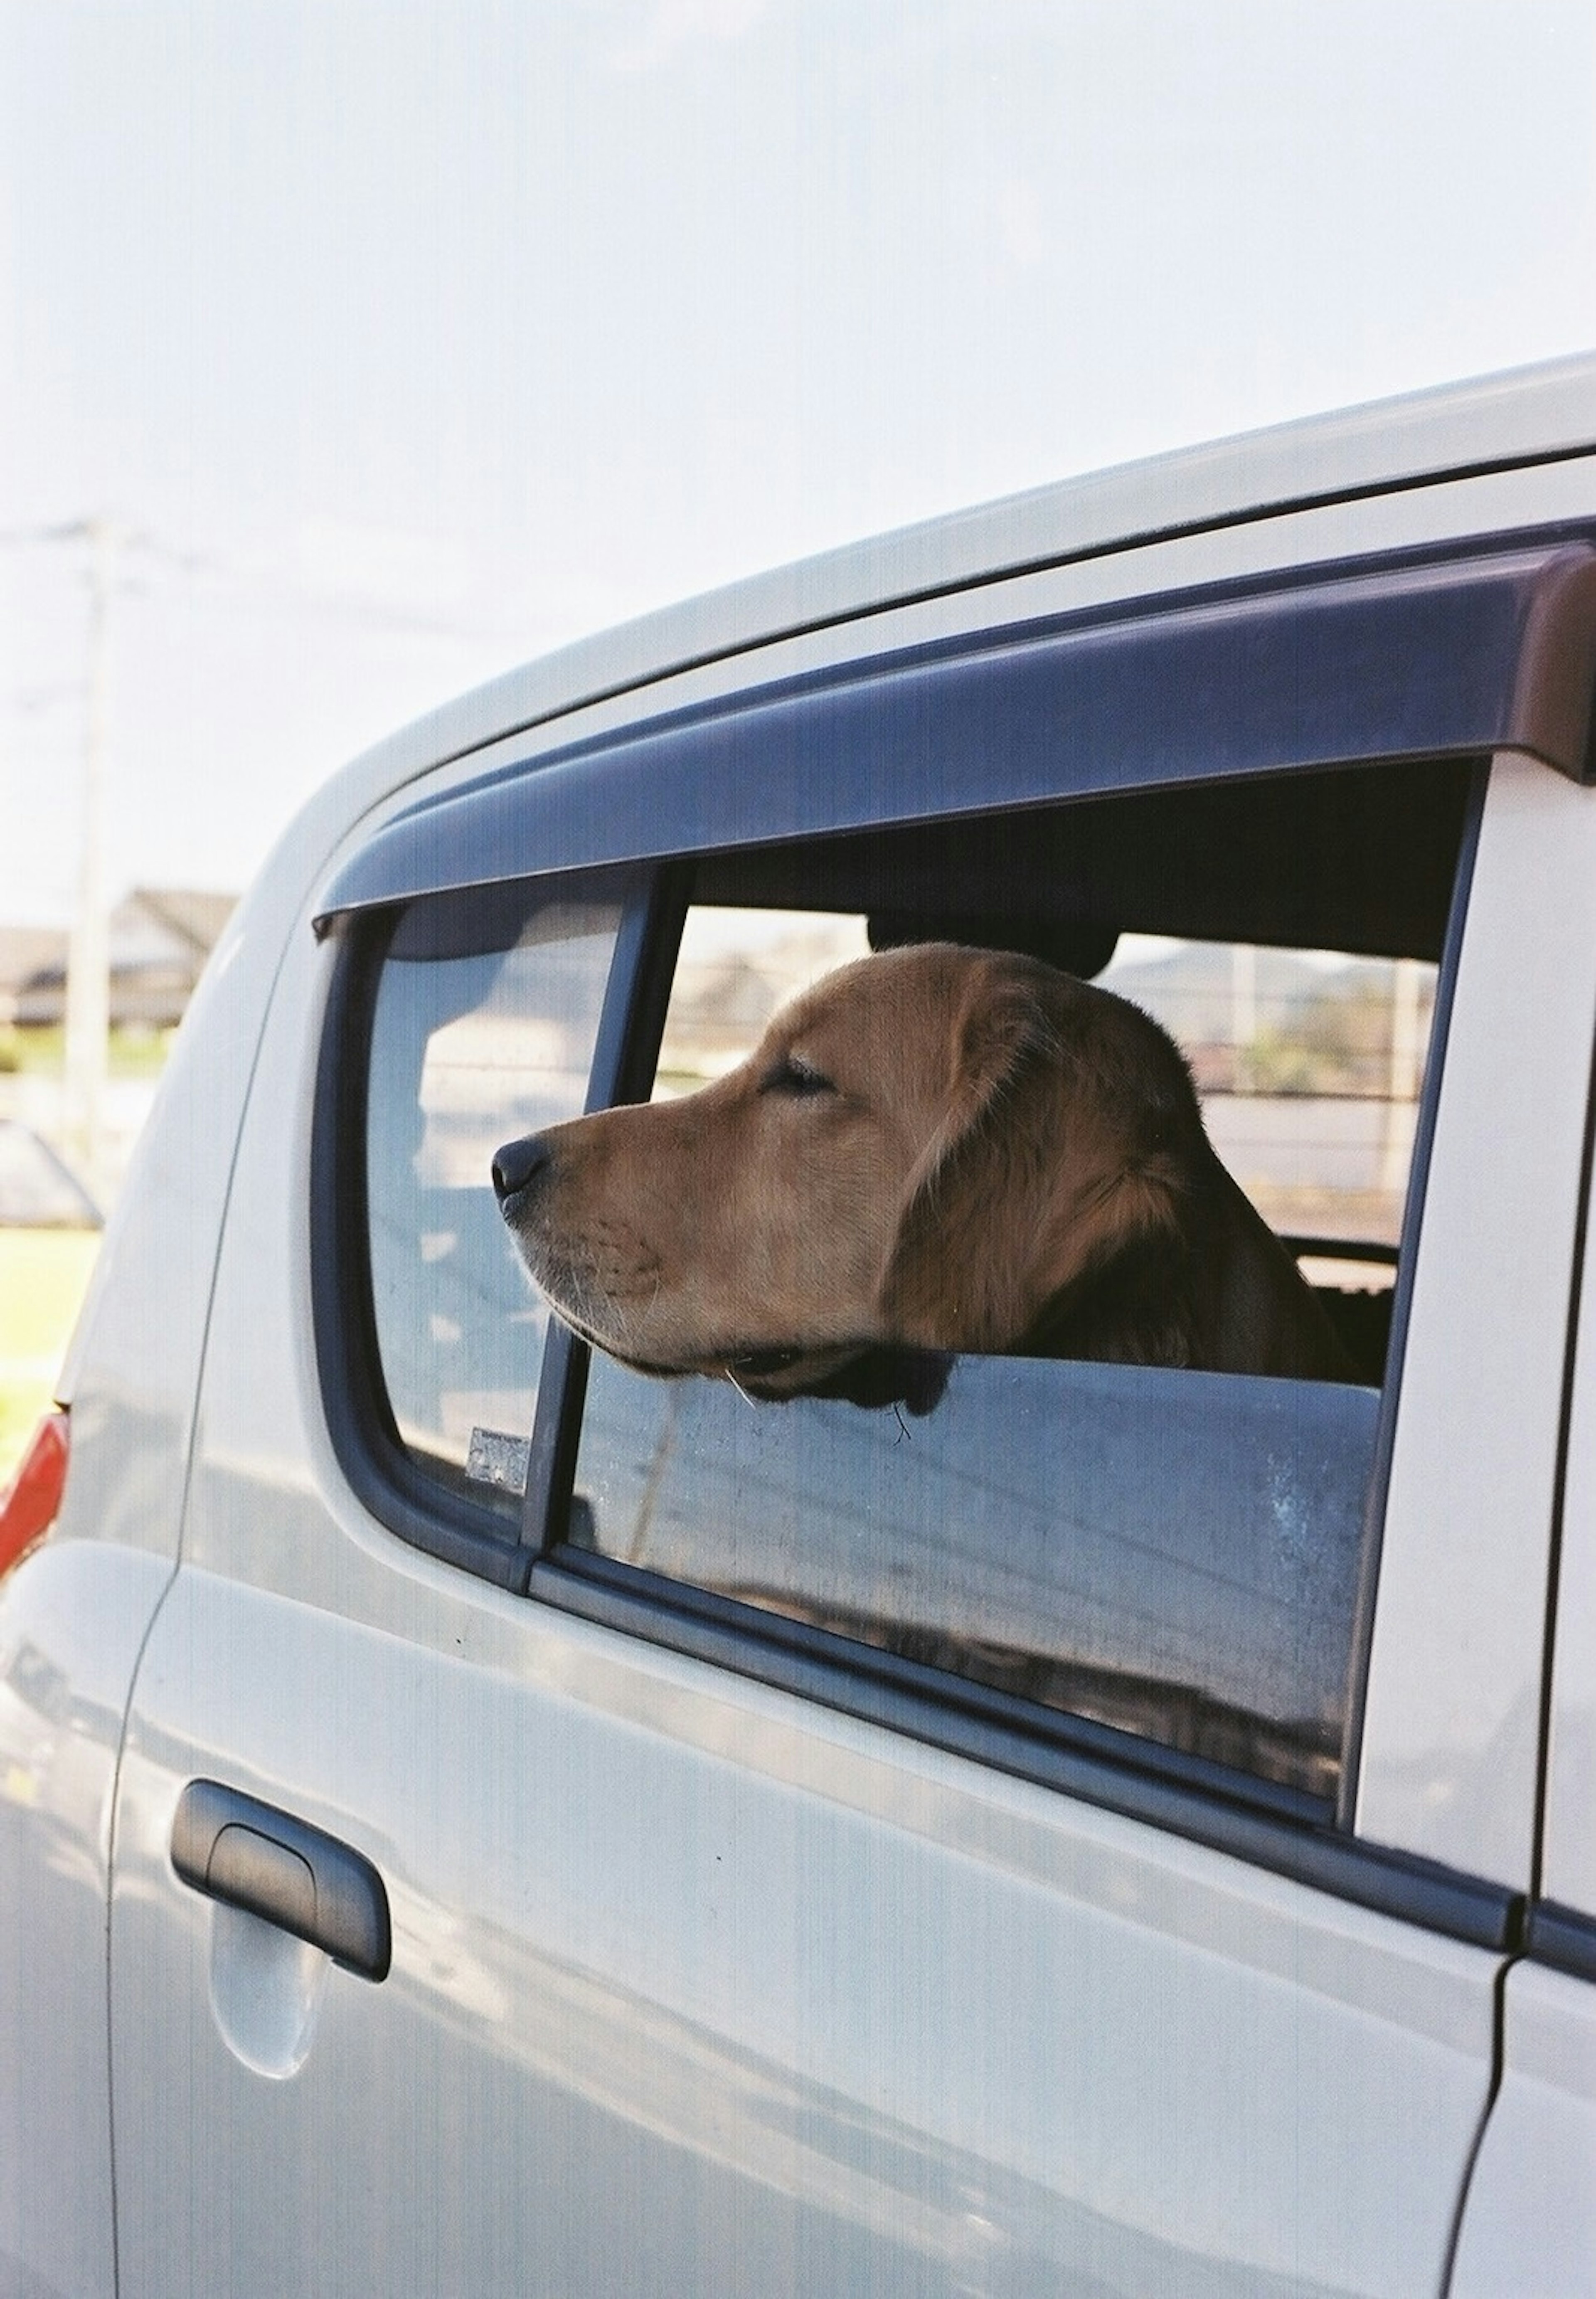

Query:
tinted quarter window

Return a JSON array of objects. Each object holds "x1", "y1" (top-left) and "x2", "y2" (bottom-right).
[{"x1": 365, "y1": 888, "x2": 621, "y2": 1520}]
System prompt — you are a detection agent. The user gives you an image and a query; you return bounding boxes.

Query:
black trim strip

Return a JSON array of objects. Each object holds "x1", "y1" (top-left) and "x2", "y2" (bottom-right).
[
  {"x1": 1284, "y1": 1235, "x2": 1399, "y2": 1267},
  {"x1": 1526, "y1": 1900, "x2": 1596, "y2": 1984},
  {"x1": 531, "y1": 1550, "x2": 1522, "y2": 1951},
  {"x1": 317, "y1": 537, "x2": 1596, "y2": 922},
  {"x1": 1441, "y1": 1950, "x2": 1514, "y2": 2295},
  {"x1": 516, "y1": 871, "x2": 688, "y2": 1585}
]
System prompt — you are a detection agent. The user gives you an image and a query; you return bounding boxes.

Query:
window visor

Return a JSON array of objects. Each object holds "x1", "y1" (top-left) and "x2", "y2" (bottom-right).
[{"x1": 316, "y1": 541, "x2": 1596, "y2": 926}]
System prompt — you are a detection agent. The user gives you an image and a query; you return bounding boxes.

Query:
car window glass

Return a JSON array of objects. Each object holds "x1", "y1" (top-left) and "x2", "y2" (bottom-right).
[
  {"x1": 576, "y1": 1353, "x2": 1377, "y2": 1799},
  {"x1": 365, "y1": 892, "x2": 621, "y2": 1520},
  {"x1": 653, "y1": 908, "x2": 871, "y2": 1096}
]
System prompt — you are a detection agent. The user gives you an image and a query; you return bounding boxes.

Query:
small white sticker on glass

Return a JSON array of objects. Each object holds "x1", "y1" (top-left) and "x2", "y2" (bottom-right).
[{"x1": 466, "y1": 1427, "x2": 531, "y2": 1495}]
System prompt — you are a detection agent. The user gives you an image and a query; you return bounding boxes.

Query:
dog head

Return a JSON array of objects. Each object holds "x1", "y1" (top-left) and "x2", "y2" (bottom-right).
[{"x1": 492, "y1": 941, "x2": 1207, "y2": 1402}]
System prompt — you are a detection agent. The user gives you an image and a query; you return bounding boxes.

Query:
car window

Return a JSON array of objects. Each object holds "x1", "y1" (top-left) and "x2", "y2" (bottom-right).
[
  {"x1": 338, "y1": 750, "x2": 1472, "y2": 1814},
  {"x1": 562, "y1": 897, "x2": 1428, "y2": 1802},
  {"x1": 363, "y1": 885, "x2": 622, "y2": 1522}
]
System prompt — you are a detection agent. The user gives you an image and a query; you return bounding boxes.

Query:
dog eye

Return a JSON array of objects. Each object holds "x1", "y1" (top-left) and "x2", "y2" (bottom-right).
[{"x1": 760, "y1": 1055, "x2": 835, "y2": 1098}]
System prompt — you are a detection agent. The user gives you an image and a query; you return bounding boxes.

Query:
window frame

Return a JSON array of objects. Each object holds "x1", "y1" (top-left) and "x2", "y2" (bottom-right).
[
  {"x1": 518, "y1": 784, "x2": 1490, "y2": 1920},
  {"x1": 311, "y1": 773, "x2": 1505, "y2": 1945},
  {"x1": 306, "y1": 534, "x2": 1579, "y2": 1943},
  {"x1": 309, "y1": 863, "x2": 669, "y2": 1587}
]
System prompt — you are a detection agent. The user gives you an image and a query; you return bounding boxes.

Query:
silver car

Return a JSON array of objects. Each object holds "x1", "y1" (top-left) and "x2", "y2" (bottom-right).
[{"x1": 5, "y1": 354, "x2": 1596, "y2": 2296}]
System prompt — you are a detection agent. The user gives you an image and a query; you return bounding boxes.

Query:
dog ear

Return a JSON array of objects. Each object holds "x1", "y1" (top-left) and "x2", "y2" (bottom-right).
[
  {"x1": 1021, "y1": 1215, "x2": 1202, "y2": 1369},
  {"x1": 876, "y1": 956, "x2": 1207, "y2": 1359},
  {"x1": 875, "y1": 962, "x2": 1052, "y2": 1350}
]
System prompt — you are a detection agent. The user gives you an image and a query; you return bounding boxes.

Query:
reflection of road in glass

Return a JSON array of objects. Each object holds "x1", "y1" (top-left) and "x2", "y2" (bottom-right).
[{"x1": 574, "y1": 1350, "x2": 1380, "y2": 1801}]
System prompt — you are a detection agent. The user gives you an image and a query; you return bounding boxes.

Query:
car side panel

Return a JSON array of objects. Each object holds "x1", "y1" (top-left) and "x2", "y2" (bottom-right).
[
  {"x1": 0, "y1": 1542, "x2": 171, "y2": 2299},
  {"x1": 1541, "y1": 1126, "x2": 1596, "y2": 1920},
  {"x1": 1356, "y1": 757, "x2": 1596, "y2": 1885},
  {"x1": 113, "y1": 1572, "x2": 1503, "y2": 2299},
  {"x1": 0, "y1": 866, "x2": 281, "y2": 2299}
]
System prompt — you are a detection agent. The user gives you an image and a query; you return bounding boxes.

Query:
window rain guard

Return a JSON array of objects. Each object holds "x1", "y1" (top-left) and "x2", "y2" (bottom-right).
[{"x1": 318, "y1": 540, "x2": 1596, "y2": 921}]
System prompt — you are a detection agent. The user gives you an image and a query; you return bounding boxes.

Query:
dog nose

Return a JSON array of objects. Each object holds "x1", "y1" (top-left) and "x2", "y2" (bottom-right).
[{"x1": 492, "y1": 1133, "x2": 551, "y2": 1207}]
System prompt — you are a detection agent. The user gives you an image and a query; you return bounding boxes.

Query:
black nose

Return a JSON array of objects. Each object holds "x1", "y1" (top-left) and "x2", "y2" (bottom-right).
[{"x1": 492, "y1": 1134, "x2": 552, "y2": 1208}]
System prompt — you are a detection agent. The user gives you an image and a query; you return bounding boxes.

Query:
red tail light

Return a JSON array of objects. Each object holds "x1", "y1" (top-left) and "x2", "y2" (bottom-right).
[{"x1": 0, "y1": 1410, "x2": 69, "y2": 1580}]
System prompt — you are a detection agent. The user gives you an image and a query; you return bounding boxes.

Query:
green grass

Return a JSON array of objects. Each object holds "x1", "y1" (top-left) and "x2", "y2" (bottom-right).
[
  {"x1": 0, "y1": 1230, "x2": 100, "y2": 1487},
  {"x1": 0, "y1": 1024, "x2": 175, "y2": 1079}
]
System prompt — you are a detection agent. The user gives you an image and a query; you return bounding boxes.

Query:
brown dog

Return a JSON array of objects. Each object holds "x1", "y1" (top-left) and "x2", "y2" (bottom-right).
[{"x1": 492, "y1": 942, "x2": 1349, "y2": 1403}]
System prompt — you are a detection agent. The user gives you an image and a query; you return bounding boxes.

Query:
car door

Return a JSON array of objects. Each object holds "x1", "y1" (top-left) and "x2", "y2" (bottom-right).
[{"x1": 107, "y1": 543, "x2": 1596, "y2": 2297}]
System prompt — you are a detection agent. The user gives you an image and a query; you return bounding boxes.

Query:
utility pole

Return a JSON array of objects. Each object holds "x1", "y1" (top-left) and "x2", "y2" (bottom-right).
[{"x1": 62, "y1": 519, "x2": 117, "y2": 1185}]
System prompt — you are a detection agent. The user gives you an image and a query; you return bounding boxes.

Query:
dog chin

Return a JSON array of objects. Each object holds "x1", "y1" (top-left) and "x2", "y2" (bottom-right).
[
  {"x1": 529, "y1": 1276, "x2": 955, "y2": 1417},
  {"x1": 727, "y1": 1343, "x2": 955, "y2": 1417}
]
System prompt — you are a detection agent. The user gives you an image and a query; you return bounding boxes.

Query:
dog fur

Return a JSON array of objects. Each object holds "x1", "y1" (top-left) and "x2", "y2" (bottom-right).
[{"x1": 492, "y1": 941, "x2": 1349, "y2": 1404}]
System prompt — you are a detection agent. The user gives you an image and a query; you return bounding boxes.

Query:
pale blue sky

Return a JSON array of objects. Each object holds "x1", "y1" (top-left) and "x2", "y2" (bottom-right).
[{"x1": 2, "y1": 0, "x2": 1594, "y2": 920}]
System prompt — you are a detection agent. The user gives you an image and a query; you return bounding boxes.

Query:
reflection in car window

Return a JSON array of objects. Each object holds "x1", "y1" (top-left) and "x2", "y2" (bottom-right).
[
  {"x1": 366, "y1": 893, "x2": 620, "y2": 1519},
  {"x1": 575, "y1": 1350, "x2": 1378, "y2": 1800}
]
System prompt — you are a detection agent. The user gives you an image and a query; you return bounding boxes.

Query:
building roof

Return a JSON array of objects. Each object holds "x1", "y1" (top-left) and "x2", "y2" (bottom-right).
[{"x1": 0, "y1": 888, "x2": 237, "y2": 1024}]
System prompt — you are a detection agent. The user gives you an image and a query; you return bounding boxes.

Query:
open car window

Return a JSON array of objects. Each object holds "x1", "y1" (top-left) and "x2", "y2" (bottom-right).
[{"x1": 342, "y1": 753, "x2": 1475, "y2": 1816}]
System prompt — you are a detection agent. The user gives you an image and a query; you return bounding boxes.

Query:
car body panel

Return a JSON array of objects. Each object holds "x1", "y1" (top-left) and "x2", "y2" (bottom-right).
[
  {"x1": 0, "y1": 751, "x2": 346, "y2": 2299},
  {"x1": 0, "y1": 1536, "x2": 176, "y2": 2299},
  {"x1": 1356, "y1": 755, "x2": 1596, "y2": 1884},
  {"x1": 113, "y1": 1562, "x2": 1501, "y2": 2299},
  {"x1": 1542, "y1": 1154, "x2": 1596, "y2": 1922}
]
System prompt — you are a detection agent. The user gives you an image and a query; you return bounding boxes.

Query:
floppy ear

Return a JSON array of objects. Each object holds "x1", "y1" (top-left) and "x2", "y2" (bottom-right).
[{"x1": 874, "y1": 962, "x2": 1053, "y2": 1350}]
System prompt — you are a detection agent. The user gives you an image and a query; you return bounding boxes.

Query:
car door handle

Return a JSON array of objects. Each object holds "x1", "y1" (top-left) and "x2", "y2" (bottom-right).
[{"x1": 172, "y1": 1780, "x2": 392, "y2": 1982}]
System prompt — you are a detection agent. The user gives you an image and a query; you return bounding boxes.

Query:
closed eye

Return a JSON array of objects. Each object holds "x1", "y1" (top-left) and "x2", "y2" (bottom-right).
[{"x1": 759, "y1": 1054, "x2": 836, "y2": 1098}]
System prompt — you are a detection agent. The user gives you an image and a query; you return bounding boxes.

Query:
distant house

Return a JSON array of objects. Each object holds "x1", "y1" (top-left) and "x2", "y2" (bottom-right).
[{"x1": 0, "y1": 888, "x2": 237, "y2": 1031}]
